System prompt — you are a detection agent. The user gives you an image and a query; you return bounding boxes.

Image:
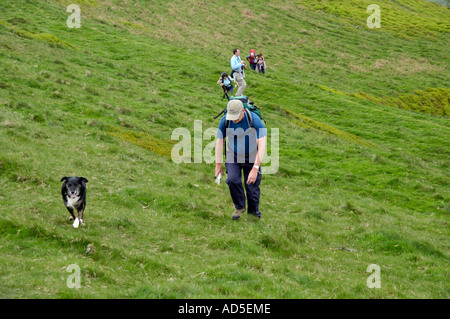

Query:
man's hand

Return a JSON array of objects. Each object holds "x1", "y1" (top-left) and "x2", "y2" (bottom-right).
[
  {"x1": 246, "y1": 167, "x2": 258, "y2": 184},
  {"x1": 215, "y1": 163, "x2": 224, "y2": 178}
]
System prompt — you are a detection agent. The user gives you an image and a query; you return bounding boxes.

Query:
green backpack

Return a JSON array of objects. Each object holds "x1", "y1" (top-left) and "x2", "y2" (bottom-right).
[{"x1": 214, "y1": 95, "x2": 264, "y2": 128}]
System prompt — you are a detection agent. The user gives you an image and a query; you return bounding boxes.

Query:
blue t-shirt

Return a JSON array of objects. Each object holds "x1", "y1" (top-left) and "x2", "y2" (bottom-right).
[{"x1": 217, "y1": 111, "x2": 267, "y2": 161}]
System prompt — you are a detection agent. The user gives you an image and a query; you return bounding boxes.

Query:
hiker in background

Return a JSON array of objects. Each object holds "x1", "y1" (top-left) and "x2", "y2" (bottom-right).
[
  {"x1": 230, "y1": 48, "x2": 246, "y2": 96},
  {"x1": 246, "y1": 49, "x2": 257, "y2": 71},
  {"x1": 217, "y1": 72, "x2": 234, "y2": 100},
  {"x1": 255, "y1": 53, "x2": 266, "y2": 74}
]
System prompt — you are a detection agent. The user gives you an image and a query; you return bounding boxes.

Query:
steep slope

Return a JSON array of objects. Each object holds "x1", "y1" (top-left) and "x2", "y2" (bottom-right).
[{"x1": 0, "y1": 0, "x2": 448, "y2": 298}]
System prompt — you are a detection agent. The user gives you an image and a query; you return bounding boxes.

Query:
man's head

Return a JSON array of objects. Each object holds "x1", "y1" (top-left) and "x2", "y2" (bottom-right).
[
  {"x1": 233, "y1": 48, "x2": 240, "y2": 56},
  {"x1": 250, "y1": 49, "x2": 255, "y2": 57},
  {"x1": 226, "y1": 100, "x2": 245, "y2": 123}
]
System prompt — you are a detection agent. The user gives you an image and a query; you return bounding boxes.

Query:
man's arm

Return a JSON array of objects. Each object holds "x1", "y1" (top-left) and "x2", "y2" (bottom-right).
[
  {"x1": 215, "y1": 138, "x2": 225, "y2": 177},
  {"x1": 246, "y1": 136, "x2": 266, "y2": 184},
  {"x1": 254, "y1": 136, "x2": 266, "y2": 167}
]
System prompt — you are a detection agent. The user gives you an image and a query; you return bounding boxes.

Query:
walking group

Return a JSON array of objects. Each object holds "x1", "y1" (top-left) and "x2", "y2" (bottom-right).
[
  {"x1": 217, "y1": 48, "x2": 267, "y2": 100},
  {"x1": 214, "y1": 48, "x2": 268, "y2": 221}
]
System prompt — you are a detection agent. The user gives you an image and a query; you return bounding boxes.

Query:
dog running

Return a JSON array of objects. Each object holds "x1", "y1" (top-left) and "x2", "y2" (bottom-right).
[{"x1": 61, "y1": 176, "x2": 88, "y2": 228}]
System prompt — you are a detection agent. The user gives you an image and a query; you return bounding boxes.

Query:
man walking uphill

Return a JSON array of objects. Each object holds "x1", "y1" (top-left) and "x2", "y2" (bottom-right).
[
  {"x1": 215, "y1": 99, "x2": 267, "y2": 220},
  {"x1": 230, "y1": 48, "x2": 246, "y2": 96}
]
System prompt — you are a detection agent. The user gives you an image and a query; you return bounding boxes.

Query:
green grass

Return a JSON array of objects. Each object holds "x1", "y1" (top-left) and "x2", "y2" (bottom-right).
[
  {"x1": 0, "y1": 0, "x2": 449, "y2": 298},
  {"x1": 301, "y1": 0, "x2": 450, "y2": 39},
  {"x1": 315, "y1": 84, "x2": 450, "y2": 116}
]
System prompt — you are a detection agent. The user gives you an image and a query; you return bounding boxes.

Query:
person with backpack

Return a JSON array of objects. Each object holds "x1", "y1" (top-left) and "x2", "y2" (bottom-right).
[
  {"x1": 230, "y1": 48, "x2": 246, "y2": 96},
  {"x1": 246, "y1": 49, "x2": 257, "y2": 71},
  {"x1": 215, "y1": 99, "x2": 267, "y2": 220},
  {"x1": 255, "y1": 53, "x2": 266, "y2": 74},
  {"x1": 217, "y1": 72, "x2": 234, "y2": 99}
]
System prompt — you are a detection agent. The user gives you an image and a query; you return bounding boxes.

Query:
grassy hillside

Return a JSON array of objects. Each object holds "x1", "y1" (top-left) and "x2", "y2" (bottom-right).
[{"x1": 0, "y1": 0, "x2": 449, "y2": 298}]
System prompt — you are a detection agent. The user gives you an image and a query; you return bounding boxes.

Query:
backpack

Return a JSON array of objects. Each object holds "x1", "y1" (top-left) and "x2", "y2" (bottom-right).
[
  {"x1": 221, "y1": 76, "x2": 233, "y2": 90},
  {"x1": 214, "y1": 95, "x2": 265, "y2": 128},
  {"x1": 247, "y1": 54, "x2": 257, "y2": 64}
]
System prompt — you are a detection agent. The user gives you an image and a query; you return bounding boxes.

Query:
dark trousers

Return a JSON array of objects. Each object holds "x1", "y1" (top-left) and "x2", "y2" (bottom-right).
[{"x1": 225, "y1": 161, "x2": 262, "y2": 217}]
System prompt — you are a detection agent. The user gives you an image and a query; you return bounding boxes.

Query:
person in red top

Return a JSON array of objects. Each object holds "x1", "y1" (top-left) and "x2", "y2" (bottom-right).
[{"x1": 246, "y1": 49, "x2": 257, "y2": 71}]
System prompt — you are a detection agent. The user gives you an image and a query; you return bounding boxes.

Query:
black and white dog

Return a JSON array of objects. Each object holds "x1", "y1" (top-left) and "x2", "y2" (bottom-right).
[{"x1": 61, "y1": 176, "x2": 88, "y2": 228}]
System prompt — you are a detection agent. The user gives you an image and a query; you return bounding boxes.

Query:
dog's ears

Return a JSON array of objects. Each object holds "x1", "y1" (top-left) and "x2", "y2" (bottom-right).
[{"x1": 61, "y1": 176, "x2": 88, "y2": 183}]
